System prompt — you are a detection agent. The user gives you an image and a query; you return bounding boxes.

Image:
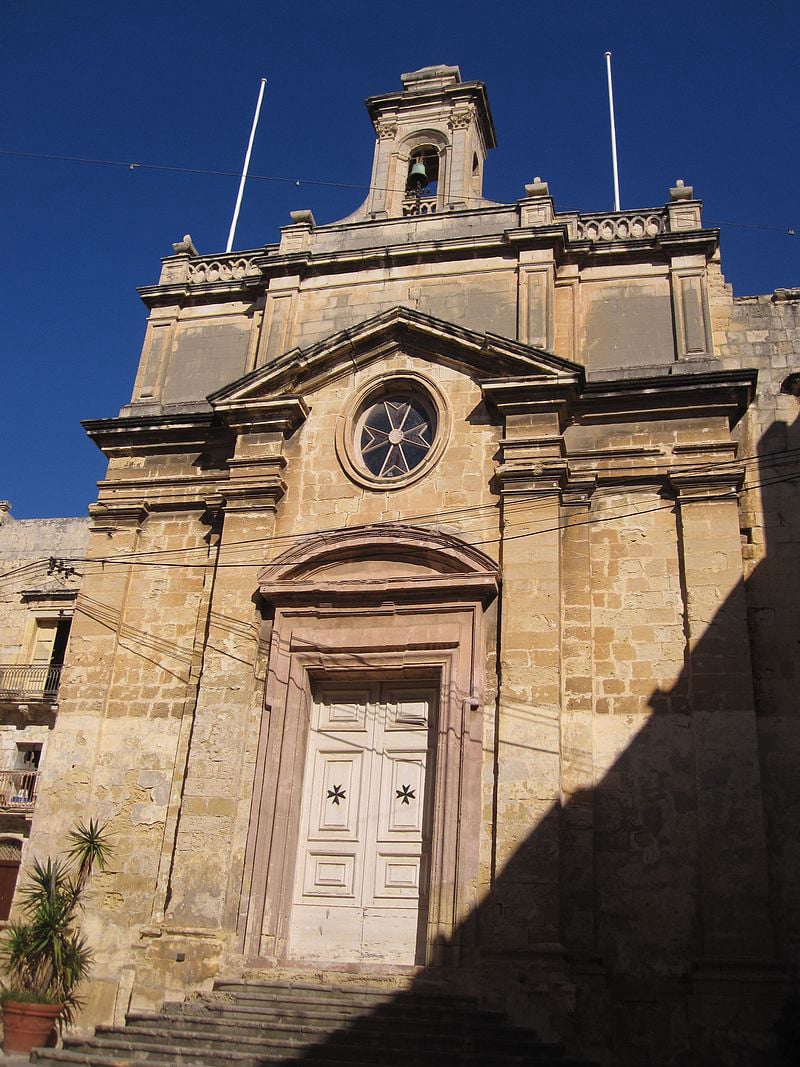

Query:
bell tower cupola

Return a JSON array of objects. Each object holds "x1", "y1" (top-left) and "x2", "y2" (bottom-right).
[{"x1": 362, "y1": 65, "x2": 497, "y2": 219}]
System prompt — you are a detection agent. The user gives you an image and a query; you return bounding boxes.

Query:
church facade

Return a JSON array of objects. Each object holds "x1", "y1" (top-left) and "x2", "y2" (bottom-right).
[{"x1": 17, "y1": 67, "x2": 800, "y2": 1063}]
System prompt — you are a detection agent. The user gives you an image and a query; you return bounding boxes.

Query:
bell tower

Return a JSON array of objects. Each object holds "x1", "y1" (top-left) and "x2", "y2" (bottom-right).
[{"x1": 361, "y1": 65, "x2": 497, "y2": 219}]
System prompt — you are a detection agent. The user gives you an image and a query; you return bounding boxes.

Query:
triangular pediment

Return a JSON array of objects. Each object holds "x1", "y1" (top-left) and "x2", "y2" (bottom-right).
[{"x1": 208, "y1": 305, "x2": 583, "y2": 409}]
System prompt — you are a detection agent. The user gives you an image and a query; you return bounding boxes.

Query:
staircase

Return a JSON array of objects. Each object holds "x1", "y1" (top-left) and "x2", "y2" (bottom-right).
[{"x1": 29, "y1": 978, "x2": 595, "y2": 1066}]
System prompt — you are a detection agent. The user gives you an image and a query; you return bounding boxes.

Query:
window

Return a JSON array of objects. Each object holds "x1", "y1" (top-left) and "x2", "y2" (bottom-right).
[
  {"x1": 29, "y1": 617, "x2": 71, "y2": 668},
  {"x1": 335, "y1": 373, "x2": 450, "y2": 491},
  {"x1": 359, "y1": 395, "x2": 435, "y2": 478}
]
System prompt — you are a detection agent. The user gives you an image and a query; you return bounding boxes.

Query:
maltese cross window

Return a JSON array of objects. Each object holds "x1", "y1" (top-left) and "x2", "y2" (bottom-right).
[{"x1": 359, "y1": 396, "x2": 434, "y2": 479}]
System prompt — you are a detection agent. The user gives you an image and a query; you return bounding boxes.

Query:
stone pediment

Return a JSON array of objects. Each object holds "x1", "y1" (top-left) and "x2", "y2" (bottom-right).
[
  {"x1": 208, "y1": 305, "x2": 584, "y2": 413},
  {"x1": 259, "y1": 523, "x2": 500, "y2": 606}
]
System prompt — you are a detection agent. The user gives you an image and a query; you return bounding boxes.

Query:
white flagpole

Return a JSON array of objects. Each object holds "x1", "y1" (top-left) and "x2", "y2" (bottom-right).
[
  {"x1": 226, "y1": 77, "x2": 267, "y2": 253},
  {"x1": 604, "y1": 52, "x2": 621, "y2": 212}
]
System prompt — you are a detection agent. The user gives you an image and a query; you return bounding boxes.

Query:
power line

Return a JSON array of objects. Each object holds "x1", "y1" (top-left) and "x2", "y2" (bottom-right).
[
  {"x1": 1, "y1": 148, "x2": 796, "y2": 235},
  {"x1": 2, "y1": 448, "x2": 797, "y2": 583},
  {"x1": 52, "y1": 466, "x2": 800, "y2": 574},
  {"x1": 707, "y1": 219, "x2": 796, "y2": 237},
  {"x1": 0, "y1": 147, "x2": 471, "y2": 203},
  {"x1": 47, "y1": 442, "x2": 800, "y2": 566}
]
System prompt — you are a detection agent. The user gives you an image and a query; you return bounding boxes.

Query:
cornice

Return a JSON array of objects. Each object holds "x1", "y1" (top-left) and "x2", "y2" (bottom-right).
[
  {"x1": 210, "y1": 396, "x2": 309, "y2": 435},
  {"x1": 657, "y1": 229, "x2": 721, "y2": 255},
  {"x1": 137, "y1": 210, "x2": 718, "y2": 307},
  {"x1": 482, "y1": 375, "x2": 582, "y2": 422},
  {"x1": 137, "y1": 276, "x2": 263, "y2": 308},
  {"x1": 576, "y1": 369, "x2": 756, "y2": 425},
  {"x1": 83, "y1": 412, "x2": 219, "y2": 456},
  {"x1": 669, "y1": 467, "x2": 745, "y2": 502},
  {"x1": 365, "y1": 78, "x2": 497, "y2": 149},
  {"x1": 20, "y1": 587, "x2": 79, "y2": 604}
]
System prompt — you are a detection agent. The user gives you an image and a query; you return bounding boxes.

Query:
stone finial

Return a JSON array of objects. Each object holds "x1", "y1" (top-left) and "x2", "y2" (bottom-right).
[
  {"x1": 0, "y1": 501, "x2": 11, "y2": 524},
  {"x1": 670, "y1": 179, "x2": 694, "y2": 201},
  {"x1": 401, "y1": 65, "x2": 461, "y2": 91},
  {"x1": 289, "y1": 209, "x2": 316, "y2": 228},
  {"x1": 524, "y1": 177, "x2": 550, "y2": 198},
  {"x1": 172, "y1": 234, "x2": 198, "y2": 256}
]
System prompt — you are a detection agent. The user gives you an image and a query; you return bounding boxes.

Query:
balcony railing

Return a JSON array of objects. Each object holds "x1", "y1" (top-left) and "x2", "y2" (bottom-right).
[
  {"x1": 0, "y1": 664, "x2": 62, "y2": 702},
  {"x1": 0, "y1": 770, "x2": 39, "y2": 812}
]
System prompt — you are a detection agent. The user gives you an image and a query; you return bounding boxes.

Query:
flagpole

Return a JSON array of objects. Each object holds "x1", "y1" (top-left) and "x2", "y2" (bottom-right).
[
  {"x1": 226, "y1": 77, "x2": 267, "y2": 253},
  {"x1": 604, "y1": 52, "x2": 621, "y2": 212}
]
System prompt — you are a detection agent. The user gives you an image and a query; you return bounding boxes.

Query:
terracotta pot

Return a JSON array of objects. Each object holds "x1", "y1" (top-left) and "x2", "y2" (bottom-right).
[{"x1": 2, "y1": 999, "x2": 61, "y2": 1053}]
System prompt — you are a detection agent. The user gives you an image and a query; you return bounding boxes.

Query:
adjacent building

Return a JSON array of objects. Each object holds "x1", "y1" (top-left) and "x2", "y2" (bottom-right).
[
  {"x1": 11, "y1": 67, "x2": 800, "y2": 1064},
  {"x1": 0, "y1": 503, "x2": 88, "y2": 915}
]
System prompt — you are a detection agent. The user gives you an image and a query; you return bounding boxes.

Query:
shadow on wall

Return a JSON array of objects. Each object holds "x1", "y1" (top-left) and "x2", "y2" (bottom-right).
[{"x1": 291, "y1": 407, "x2": 800, "y2": 1067}]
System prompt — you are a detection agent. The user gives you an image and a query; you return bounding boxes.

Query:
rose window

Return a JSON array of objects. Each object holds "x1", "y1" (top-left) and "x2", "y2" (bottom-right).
[{"x1": 359, "y1": 396, "x2": 435, "y2": 478}]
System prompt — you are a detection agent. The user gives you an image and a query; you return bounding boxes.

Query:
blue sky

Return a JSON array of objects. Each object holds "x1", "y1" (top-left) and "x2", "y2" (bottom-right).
[{"x1": 2, "y1": 1, "x2": 797, "y2": 518}]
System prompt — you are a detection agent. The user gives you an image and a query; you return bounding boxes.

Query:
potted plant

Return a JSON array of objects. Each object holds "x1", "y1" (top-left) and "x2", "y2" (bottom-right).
[{"x1": 0, "y1": 819, "x2": 111, "y2": 1053}]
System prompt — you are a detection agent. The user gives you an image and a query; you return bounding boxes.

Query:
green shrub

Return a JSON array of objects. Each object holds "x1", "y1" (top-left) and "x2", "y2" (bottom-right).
[{"x1": 0, "y1": 820, "x2": 112, "y2": 1027}]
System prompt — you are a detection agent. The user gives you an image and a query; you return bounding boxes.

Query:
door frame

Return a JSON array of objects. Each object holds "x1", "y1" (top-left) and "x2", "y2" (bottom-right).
[{"x1": 238, "y1": 525, "x2": 499, "y2": 969}]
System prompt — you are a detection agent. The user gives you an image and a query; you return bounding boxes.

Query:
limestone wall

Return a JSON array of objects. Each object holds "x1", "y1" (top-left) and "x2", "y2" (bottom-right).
[{"x1": 709, "y1": 275, "x2": 800, "y2": 967}]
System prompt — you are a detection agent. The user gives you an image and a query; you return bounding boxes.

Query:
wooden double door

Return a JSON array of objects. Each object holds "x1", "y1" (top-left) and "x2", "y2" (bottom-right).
[{"x1": 288, "y1": 680, "x2": 435, "y2": 964}]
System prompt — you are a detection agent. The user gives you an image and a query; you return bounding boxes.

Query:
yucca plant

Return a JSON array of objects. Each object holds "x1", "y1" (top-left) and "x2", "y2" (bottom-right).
[{"x1": 0, "y1": 820, "x2": 112, "y2": 1027}]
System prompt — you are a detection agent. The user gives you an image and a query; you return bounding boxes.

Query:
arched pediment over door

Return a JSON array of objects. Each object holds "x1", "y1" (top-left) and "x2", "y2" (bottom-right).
[
  {"x1": 257, "y1": 523, "x2": 500, "y2": 606},
  {"x1": 239, "y1": 525, "x2": 499, "y2": 968}
]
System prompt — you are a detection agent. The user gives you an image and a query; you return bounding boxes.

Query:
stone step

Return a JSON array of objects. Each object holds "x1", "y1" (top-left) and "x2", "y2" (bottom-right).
[
  {"x1": 51, "y1": 1036, "x2": 259, "y2": 1064},
  {"x1": 156, "y1": 998, "x2": 508, "y2": 1030},
  {"x1": 214, "y1": 980, "x2": 476, "y2": 1009},
  {"x1": 87, "y1": 1024, "x2": 567, "y2": 1058},
  {"x1": 114, "y1": 1017, "x2": 562, "y2": 1057},
  {"x1": 30, "y1": 975, "x2": 597, "y2": 1067},
  {"x1": 33, "y1": 1052, "x2": 587, "y2": 1067},
  {"x1": 32, "y1": 1049, "x2": 253, "y2": 1067},
  {"x1": 129, "y1": 1004, "x2": 512, "y2": 1035}
]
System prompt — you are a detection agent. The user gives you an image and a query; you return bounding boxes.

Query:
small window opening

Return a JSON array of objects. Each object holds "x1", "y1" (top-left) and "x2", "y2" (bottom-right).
[
  {"x1": 470, "y1": 152, "x2": 481, "y2": 200},
  {"x1": 50, "y1": 618, "x2": 71, "y2": 667},
  {"x1": 14, "y1": 744, "x2": 42, "y2": 772}
]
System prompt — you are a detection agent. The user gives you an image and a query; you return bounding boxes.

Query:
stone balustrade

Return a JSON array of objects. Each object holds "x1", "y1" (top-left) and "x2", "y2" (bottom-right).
[
  {"x1": 187, "y1": 255, "x2": 261, "y2": 284},
  {"x1": 575, "y1": 210, "x2": 667, "y2": 242}
]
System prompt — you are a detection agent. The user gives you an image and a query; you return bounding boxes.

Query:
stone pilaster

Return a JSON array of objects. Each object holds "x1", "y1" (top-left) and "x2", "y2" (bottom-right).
[
  {"x1": 491, "y1": 410, "x2": 566, "y2": 950},
  {"x1": 162, "y1": 410, "x2": 293, "y2": 937},
  {"x1": 559, "y1": 481, "x2": 596, "y2": 960},
  {"x1": 672, "y1": 472, "x2": 774, "y2": 959}
]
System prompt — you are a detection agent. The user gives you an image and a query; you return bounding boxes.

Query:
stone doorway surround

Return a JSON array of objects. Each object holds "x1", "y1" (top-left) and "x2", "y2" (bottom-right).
[{"x1": 238, "y1": 525, "x2": 499, "y2": 969}]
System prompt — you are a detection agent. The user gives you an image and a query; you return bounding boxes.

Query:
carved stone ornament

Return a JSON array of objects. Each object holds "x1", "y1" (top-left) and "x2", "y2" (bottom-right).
[
  {"x1": 375, "y1": 120, "x2": 398, "y2": 140},
  {"x1": 448, "y1": 107, "x2": 474, "y2": 130},
  {"x1": 171, "y1": 234, "x2": 198, "y2": 256}
]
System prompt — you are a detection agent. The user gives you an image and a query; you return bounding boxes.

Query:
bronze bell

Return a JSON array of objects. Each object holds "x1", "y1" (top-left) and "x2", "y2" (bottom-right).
[{"x1": 408, "y1": 159, "x2": 428, "y2": 190}]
